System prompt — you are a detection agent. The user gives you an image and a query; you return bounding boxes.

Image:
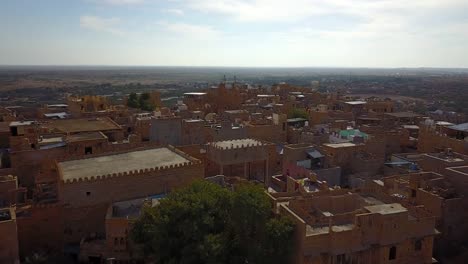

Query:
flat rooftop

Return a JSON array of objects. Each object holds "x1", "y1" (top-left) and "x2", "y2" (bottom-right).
[
  {"x1": 403, "y1": 125, "x2": 419, "y2": 130},
  {"x1": 446, "y1": 166, "x2": 468, "y2": 175},
  {"x1": 59, "y1": 147, "x2": 190, "y2": 181},
  {"x1": 224, "y1": 110, "x2": 248, "y2": 114},
  {"x1": 306, "y1": 224, "x2": 354, "y2": 236},
  {"x1": 183, "y1": 119, "x2": 204, "y2": 123},
  {"x1": 212, "y1": 138, "x2": 262, "y2": 149},
  {"x1": 46, "y1": 117, "x2": 121, "y2": 133},
  {"x1": 385, "y1": 112, "x2": 421, "y2": 118},
  {"x1": 448, "y1": 122, "x2": 468, "y2": 133},
  {"x1": 426, "y1": 153, "x2": 465, "y2": 163},
  {"x1": 364, "y1": 203, "x2": 407, "y2": 215},
  {"x1": 323, "y1": 142, "x2": 357, "y2": 148},
  {"x1": 436, "y1": 121, "x2": 454, "y2": 126},
  {"x1": 66, "y1": 132, "x2": 107, "y2": 143},
  {"x1": 110, "y1": 194, "x2": 166, "y2": 218},
  {"x1": 287, "y1": 117, "x2": 307, "y2": 123},
  {"x1": 184, "y1": 92, "x2": 207, "y2": 96},
  {"x1": 10, "y1": 121, "x2": 35, "y2": 127},
  {"x1": 345, "y1": 101, "x2": 367, "y2": 105}
]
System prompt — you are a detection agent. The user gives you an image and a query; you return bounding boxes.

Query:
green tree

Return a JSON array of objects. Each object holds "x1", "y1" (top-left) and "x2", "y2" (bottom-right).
[
  {"x1": 288, "y1": 107, "x2": 309, "y2": 119},
  {"x1": 138, "y1": 92, "x2": 155, "y2": 111},
  {"x1": 131, "y1": 181, "x2": 295, "y2": 264},
  {"x1": 128, "y1": 92, "x2": 139, "y2": 108}
]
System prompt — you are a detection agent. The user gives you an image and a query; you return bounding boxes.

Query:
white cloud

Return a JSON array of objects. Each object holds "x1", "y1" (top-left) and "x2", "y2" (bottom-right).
[
  {"x1": 98, "y1": 0, "x2": 145, "y2": 5},
  {"x1": 163, "y1": 9, "x2": 185, "y2": 16},
  {"x1": 157, "y1": 21, "x2": 219, "y2": 38},
  {"x1": 80, "y1": 16, "x2": 124, "y2": 36},
  {"x1": 185, "y1": 0, "x2": 468, "y2": 21}
]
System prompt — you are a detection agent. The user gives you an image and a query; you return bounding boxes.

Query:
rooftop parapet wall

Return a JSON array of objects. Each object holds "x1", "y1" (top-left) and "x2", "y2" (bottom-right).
[
  {"x1": 60, "y1": 160, "x2": 204, "y2": 208},
  {"x1": 55, "y1": 142, "x2": 199, "y2": 164},
  {"x1": 61, "y1": 160, "x2": 200, "y2": 184},
  {"x1": 56, "y1": 144, "x2": 201, "y2": 183},
  {"x1": 207, "y1": 138, "x2": 272, "y2": 164},
  {"x1": 207, "y1": 138, "x2": 266, "y2": 150}
]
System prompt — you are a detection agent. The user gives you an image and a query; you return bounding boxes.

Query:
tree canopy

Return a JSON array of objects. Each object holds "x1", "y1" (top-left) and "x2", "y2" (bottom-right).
[
  {"x1": 288, "y1": 107, "x2": 309, "y2": 119},
  {"x1": 127, "y1": 92, "x2": 155, "y2": 111},
  {"x1": 131, "y1": 181, "x2": 295, "y2": 264}
]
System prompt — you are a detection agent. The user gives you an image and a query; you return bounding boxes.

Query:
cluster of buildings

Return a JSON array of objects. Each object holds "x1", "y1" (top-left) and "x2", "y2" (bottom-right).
[{"x1": 0, "y1": 81, "x2": 467, "y2": 263}]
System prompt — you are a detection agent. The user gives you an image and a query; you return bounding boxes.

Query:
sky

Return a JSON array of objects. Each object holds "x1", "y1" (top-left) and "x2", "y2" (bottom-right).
[{"x1": 1, "y1": 0, "x2": 468, "y2": 68}]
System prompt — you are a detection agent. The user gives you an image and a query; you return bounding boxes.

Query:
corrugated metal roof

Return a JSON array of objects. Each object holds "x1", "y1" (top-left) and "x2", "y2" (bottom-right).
[
  {"x1": 307, "y1": 149, "x2": 324, "y2": 159},
  {"x1": 449, "y1": 123, "x2": 468, "y2": 132}
]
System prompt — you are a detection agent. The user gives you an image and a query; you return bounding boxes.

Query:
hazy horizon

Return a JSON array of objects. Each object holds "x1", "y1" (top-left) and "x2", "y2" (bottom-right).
[
  {"x1": 1, "y1": 65, "x2": 468, "y2": 71},
  {"x1": 2, "y1": 0, "x2": 468, "y2": 68}
]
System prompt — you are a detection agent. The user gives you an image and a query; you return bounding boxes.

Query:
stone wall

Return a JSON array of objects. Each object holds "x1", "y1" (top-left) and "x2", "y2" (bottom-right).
[
  {"x1": 16, "y1": 203, "x2": 64, "y2": 258},
  {"x1": 59, "y1": 162, "x2": 204, "y2": 207}
]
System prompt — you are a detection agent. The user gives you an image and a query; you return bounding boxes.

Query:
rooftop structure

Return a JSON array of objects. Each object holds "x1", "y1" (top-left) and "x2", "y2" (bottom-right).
[
  {"x1": 210, "y1": 138, "x2": 263, "y2": 149},
  {"x1": 435, "y1": 121, "x2": 454, "y2": 126},
  {"x1": 9, "y1": 121, "x2": 35, "y2": 127},
  {"x1": 66, "y1": 131, "x2": 108, "y2": 143},
  {"x1": 43, "y1": 112, "x2": 69, "y2": 119},
  {"x1": 257, "y1": 94, "x2": 276, "y2": 98},
  {"x1": 448, "y1": 122, "x2": 468, "y2": 133},
  {"x1": 384, "y1": 112, "x2": 422, "y2": 118},
  {"x1": 109, "y1": 195, "x2": 164, "y2": 219},
  {"x1": 183, "y1": 92, "x2": 207, "y2": 96},
  {"x1": 364, "y1": 203, "x2": 407, "y2": 215},
  {"x1": 46, "y1": 117, "x2": 121, "y2": 134},
  {"x1": 277, "y1": 192, "x2": 438, "y2": 264},
  {"x1": 323, "y1": 142, "x2": 357, "y2": 148},
  {"x1": 287, "y1": 118, "x2": 308, "y2": 123},
  {"x1": 58, "y1": 147, "x2": 190, "y2": 181},
  {"x1": 344, "y1": 100, "x2": 367, "y2": 105}
]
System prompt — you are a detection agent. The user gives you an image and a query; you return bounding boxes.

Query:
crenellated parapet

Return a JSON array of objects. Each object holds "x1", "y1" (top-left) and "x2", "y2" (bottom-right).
[
  {"x1": 167, "y1": 144, "x2": 201, "y2": 163},
  {"x1": 207, "y1": 138, "x2": 265, "y2": 151},
  {"x1": 206, "y1": 138, "x2": 273, "y2": 165},
  {"x1": 62, "y1": 160, "x2": 199, "y2": 184}
]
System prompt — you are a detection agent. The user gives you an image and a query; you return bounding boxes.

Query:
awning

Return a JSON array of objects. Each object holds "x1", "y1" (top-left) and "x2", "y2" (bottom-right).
[{"x1": 306, "y1": 149, "x2": 323, "y2": 159}]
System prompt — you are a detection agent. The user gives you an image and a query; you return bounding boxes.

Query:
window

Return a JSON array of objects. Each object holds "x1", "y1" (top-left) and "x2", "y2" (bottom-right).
[
  {"x1": 389, "y1": 246, "x2": 397, "y2": 260},
  {"x1": 86, "y1": 191, "x2": 91, "y2": 196},
  {"x1": 411, "y1": 189, "x2": 416, "y2": 198},
  {"x1": 11, "y1": 127, "x2": 18, "y2": 136},
  {"x1": 85, "y1": 146, "x2": 93, "y2": 155},
  {"x1": 415, "y1": 239, "x2": 422, "y2": 251}
]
